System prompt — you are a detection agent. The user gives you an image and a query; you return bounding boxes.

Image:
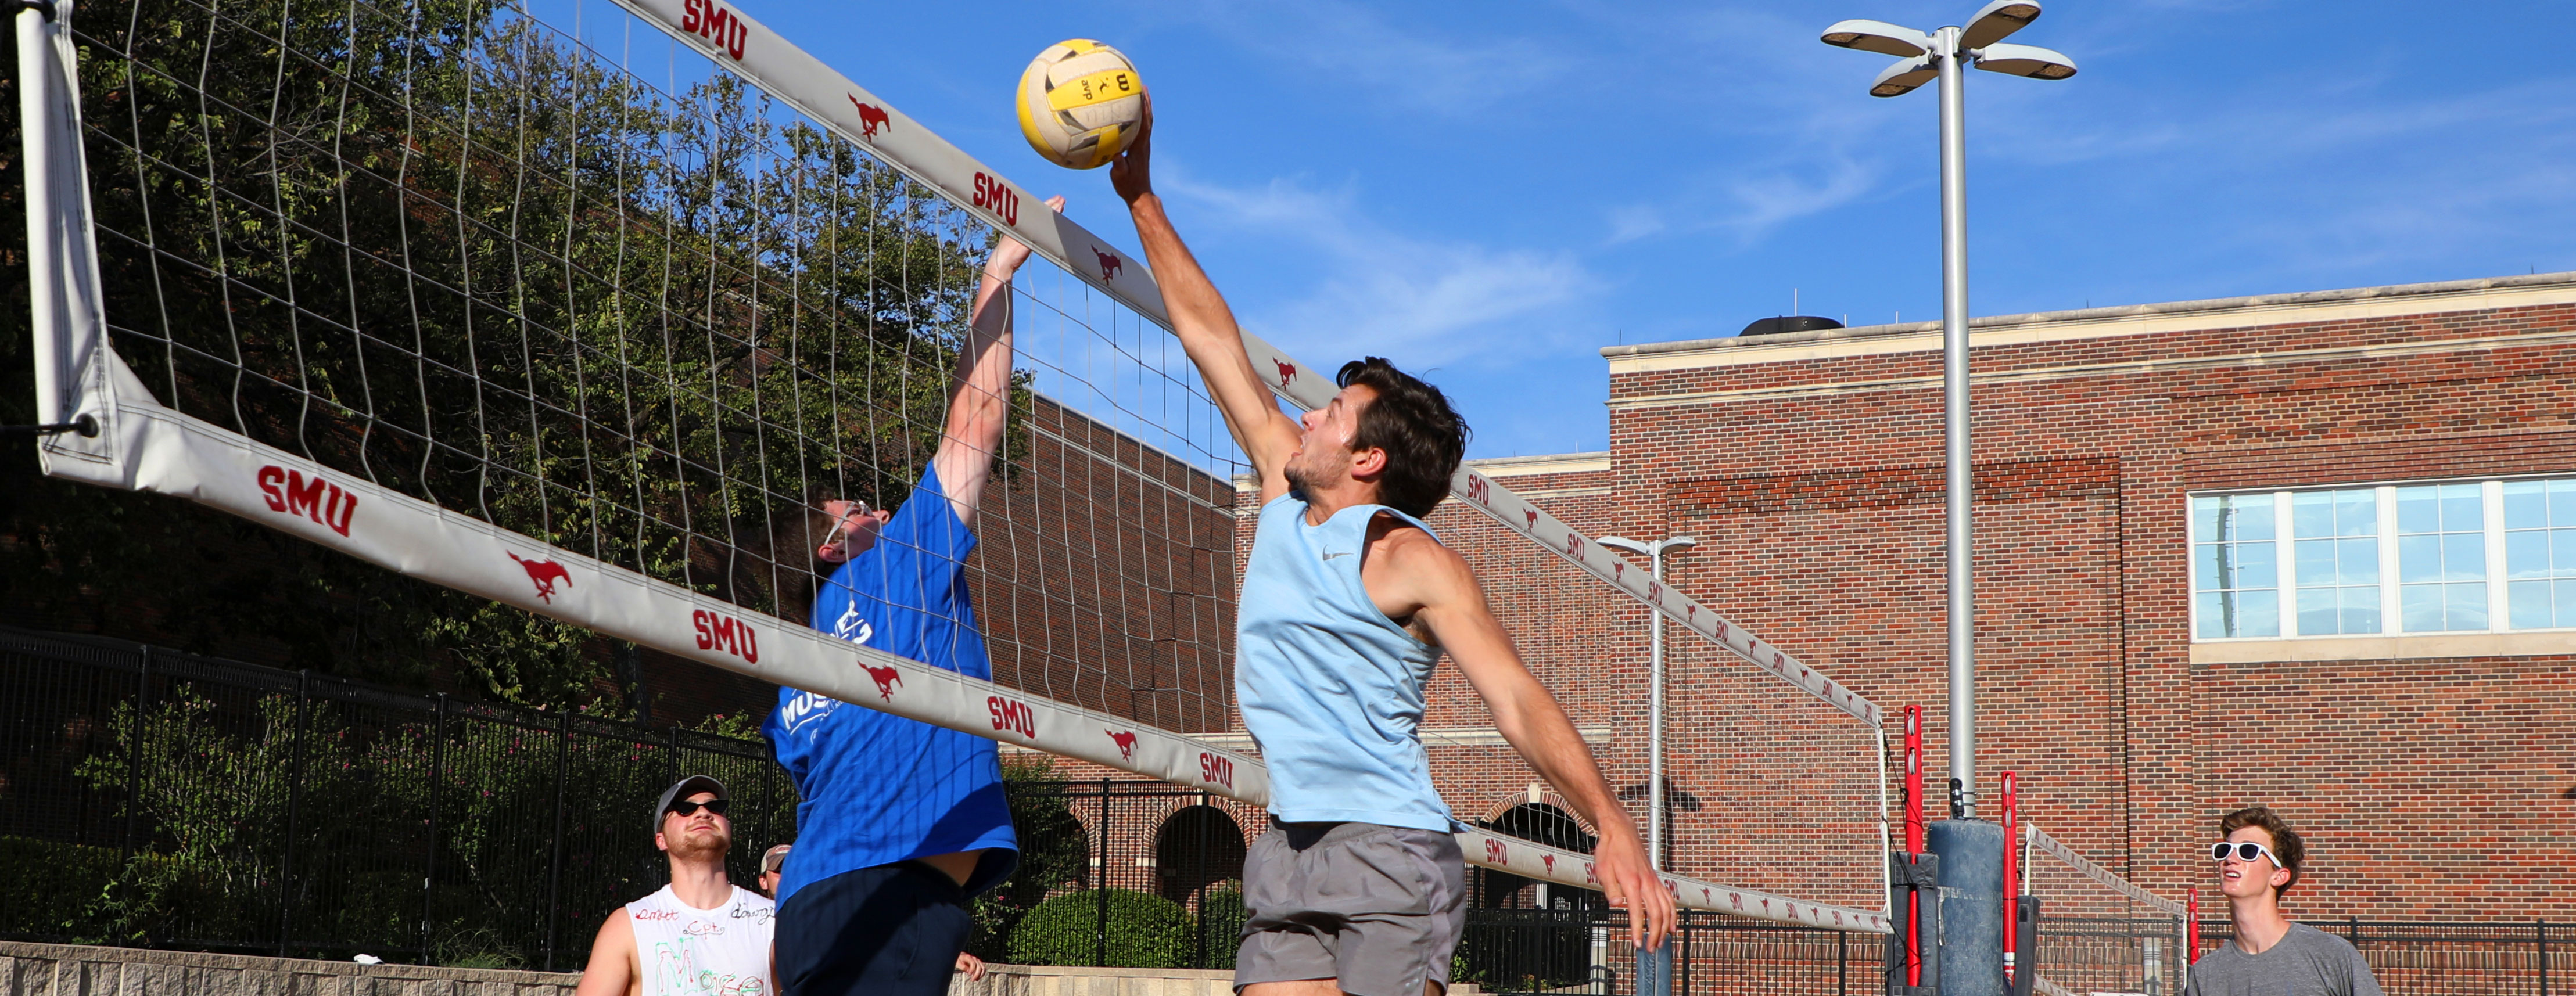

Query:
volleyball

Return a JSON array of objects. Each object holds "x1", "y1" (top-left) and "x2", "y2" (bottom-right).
[{"x1": 1017, "y1": 39, "x2": 1144, "y2": 170}]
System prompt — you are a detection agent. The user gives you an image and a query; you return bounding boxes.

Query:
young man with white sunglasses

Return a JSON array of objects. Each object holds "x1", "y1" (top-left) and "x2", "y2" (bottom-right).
[{"x1": 2184, "y1": 807, "x2": 2381, "y2": 996}]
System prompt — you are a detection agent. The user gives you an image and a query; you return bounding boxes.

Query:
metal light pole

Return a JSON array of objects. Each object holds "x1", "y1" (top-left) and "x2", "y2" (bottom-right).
[
  {"x1": 1820, "y1": 0, "x2": 2074, "y2": 822},
  {"x1": 1820, "y1": 9, "x2": 2074, "y2": 995},
  {"x1": 1598, "y1": 534, "x2": 1695, "y2": 869}
]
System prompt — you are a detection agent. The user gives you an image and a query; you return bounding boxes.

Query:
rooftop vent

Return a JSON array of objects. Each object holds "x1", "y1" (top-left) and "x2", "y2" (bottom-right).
[{"x1": 1739, "y1": 315, "x2": 1846, "y2": 337}]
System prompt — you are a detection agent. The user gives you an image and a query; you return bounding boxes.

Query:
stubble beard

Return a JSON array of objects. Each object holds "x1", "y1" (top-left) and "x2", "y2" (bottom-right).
[{"x1": 669, "y1": 824, "x2": 731, "y2": 863}]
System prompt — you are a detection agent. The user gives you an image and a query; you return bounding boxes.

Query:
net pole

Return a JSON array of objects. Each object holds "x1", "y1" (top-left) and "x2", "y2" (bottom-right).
[{"x1": 16, "y1": 2, "x2": 64, "y2": 429}]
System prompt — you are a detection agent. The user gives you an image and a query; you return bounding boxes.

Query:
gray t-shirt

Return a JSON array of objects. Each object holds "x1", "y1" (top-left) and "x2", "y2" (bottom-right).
[{"x1": 2186, "y1": 921, "x2": 2383, "y2": 996}]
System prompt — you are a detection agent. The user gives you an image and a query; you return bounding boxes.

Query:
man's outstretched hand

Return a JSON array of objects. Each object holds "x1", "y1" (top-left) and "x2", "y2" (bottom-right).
[
  {"x1": 1110, "y1": 92, "x2": 1153, "y2": 205},
  {"x1": 1591, "y1": 825, "x2": 1677, "y2": 951}
]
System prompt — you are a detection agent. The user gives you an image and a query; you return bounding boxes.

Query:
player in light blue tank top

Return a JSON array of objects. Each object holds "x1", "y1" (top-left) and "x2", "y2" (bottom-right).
[
  {"x1": 1112, "y1": 116, "x2": 1675, "y2": 995},
  {"x1": 1237, "y1": 495, "x2": 1455, "y2": 832}
]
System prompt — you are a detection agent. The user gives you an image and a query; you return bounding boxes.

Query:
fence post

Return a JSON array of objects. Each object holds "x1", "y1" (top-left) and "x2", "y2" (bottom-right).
[
  {"x1": 278, "y1": 670, "x2": 311, "y2": 956},
  {"x1": 1839, "y1": 929, "x2": 1849, "y2": 996},
  {"x1": 423, "y1": 693, "x2": 448, "y2": 961},
  {"x1": 124, "y1": 645, "x2": 150, "y2": 860},
  {"x1": 2539, "y1": 919, "x2": 2549, "y2": 996},
  {"x1": 543, "y1": 710, "x2": 572, "y2": 971},
  {"x1": 1096, "y1": 778, "x2": 1113, "y2": 967}
]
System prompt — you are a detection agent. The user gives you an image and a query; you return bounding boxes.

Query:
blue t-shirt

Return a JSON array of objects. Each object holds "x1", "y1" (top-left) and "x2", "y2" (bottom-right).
[{"x1": 763, "y1": 465, "x2": 1017, "y2": 905}]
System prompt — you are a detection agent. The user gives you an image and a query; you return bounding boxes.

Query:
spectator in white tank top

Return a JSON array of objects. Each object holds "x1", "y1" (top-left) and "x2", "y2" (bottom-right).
[{"x1": 575, "y1": 776, "x2": 777, "y2": 996}]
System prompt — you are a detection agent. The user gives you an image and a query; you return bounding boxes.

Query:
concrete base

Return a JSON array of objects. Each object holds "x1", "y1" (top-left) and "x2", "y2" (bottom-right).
[
  {"x1": 0, "y1": 940, "x2": 580, "y2": 996},
  {"x1": 0, "y1": 942, "x2": 1483, "y2": 996}
]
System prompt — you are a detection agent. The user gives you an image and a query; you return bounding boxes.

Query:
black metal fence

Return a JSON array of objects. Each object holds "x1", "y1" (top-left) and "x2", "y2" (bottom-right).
[
  {"x1": 0, "y1": 626, "x2": 795, "y2": 969},
  {"x1": 2032, "y1": 915, "x2": 2570, "y2": 996}
]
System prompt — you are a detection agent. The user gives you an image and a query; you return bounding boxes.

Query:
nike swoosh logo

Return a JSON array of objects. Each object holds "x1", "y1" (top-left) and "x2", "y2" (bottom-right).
[{"x1": 1321, "y1": 552, "x2": 1353, "y2": 560}]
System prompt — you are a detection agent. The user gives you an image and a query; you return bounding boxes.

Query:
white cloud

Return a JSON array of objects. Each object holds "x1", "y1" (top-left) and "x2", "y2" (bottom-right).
[
  {"x1": 1156, "y1": 0, "x2": 1573, "y2": 116},
  {"x1": 1156, "y1": 168, "x2": 1602, "y2": 368}
]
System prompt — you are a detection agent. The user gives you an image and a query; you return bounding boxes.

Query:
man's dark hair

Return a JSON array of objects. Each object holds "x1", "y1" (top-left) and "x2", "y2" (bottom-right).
[
  {"x1": 2218, "y1": 806, "x2": 2305, "y2": 896},
  {"x1": 1336, "y1": 357, "x2": 1468, "y2": 519}
]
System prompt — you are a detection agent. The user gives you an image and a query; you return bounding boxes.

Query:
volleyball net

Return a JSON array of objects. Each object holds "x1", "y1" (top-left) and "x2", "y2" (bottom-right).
[
  {"x1": 15, "y1": 0, "x2": 1887, "y2": 929},
  {"x1": 2023, "y1": 824, "x2": 2193, "y2": 996}
]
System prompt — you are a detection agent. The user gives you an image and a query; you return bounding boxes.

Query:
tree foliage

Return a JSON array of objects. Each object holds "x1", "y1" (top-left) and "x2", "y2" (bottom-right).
[{"x1": 3, "y1": 0, "x2": 1019, "y2": 710}]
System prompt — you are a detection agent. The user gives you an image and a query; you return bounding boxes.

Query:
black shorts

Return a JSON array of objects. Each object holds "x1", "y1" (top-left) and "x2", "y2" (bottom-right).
[{"x1": 776, "y1": 862, "x2": 972, "y2": 996}]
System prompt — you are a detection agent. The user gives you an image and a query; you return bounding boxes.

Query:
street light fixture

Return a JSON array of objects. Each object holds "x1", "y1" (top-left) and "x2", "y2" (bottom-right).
[
  {"x1": 1596, "y1": 533, "x2": 1695, "y2": 872},
  {"x1": 1820, "y1": 1, "x2": 2074, "y2": 823}
]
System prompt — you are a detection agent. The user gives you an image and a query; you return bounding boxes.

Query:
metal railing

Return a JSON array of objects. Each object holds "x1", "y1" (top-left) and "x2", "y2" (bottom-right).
[{"x1": 0, "y1": 626, "x2": 792, "y2": 969}]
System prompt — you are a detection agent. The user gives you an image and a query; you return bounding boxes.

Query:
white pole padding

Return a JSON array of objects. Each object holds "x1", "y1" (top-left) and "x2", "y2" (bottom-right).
[{"x1": 15, "y1": 0, "x2": 117, "y2": 470}]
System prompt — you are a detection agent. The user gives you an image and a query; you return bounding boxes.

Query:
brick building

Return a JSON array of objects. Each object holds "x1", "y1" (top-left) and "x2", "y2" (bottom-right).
[{"x1": 1384, "y1": 270, "x2": 2576, "y2": 920}]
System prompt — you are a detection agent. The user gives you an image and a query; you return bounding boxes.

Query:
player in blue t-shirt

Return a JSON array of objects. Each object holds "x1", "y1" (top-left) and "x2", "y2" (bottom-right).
[{"x1": 766, "y1": 196, "x2": 1063, "y2": 996}]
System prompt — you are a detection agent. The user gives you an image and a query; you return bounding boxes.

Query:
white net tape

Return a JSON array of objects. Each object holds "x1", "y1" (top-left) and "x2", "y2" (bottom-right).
[
  {"x1": 16, "y1": 0, "x2": 1884, "y2": 928},
  {"x1": 2025, "y1": 824, "x2": 2190, "y2": 995}
]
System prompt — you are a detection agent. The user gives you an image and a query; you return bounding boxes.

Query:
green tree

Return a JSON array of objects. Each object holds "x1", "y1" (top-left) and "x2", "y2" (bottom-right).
[{"x1": 2, "y1": 0, "x2": 1020, "y2": 710}]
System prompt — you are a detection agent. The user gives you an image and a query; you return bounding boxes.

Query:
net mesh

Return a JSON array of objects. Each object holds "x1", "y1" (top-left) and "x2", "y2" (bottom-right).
[
  {"x1": 78, "y1": 0, "x2": 1242, "y2": 731},
  {"x1": 2024, "y1": 824, "x2": 2189, "y2": 996},
  {"x1": 1437, "y1": 500, "x2": 1890, "y2": 921},
  {"x1": 44, "y1": 0, "x2": 1895, "y2": 933}
]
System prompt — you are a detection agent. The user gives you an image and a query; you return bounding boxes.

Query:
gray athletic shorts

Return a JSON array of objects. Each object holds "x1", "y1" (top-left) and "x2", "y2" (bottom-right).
[{"x1": 1235, "y1": 820, "x2": 1466, "y2": 996}]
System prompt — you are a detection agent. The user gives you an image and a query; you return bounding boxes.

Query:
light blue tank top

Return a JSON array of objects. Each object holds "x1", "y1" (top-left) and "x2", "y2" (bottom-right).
[{"x1": 1236, "y1": 493, "x2": 1458, "y2": 832}]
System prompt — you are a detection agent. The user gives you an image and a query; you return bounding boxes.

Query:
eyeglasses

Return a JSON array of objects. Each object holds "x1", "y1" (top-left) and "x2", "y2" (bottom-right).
[
  {"x1": 2211, "y1": 840, "x2": 2279, "y2": 865},
  {"x1": 668, "y1": 799, "x2": 730, "y2": 818}
]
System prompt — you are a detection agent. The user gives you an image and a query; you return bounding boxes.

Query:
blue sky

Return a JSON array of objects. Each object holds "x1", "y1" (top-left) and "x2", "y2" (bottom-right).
[{"x1": 712, "y1": 0, "x2": 2576, "y2": 459}]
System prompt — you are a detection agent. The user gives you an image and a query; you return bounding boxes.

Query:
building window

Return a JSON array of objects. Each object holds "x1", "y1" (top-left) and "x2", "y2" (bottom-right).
[
  {"x1": 2193, "y1": 494, "x2": 2277, "y2": 638},
  {"x1": 2503, "y1": 479, "x2": 2576, "y2": 628},
  {"x1": 2291, "y1": 488, "x2": 2378, "y2": 636},
  {"x1": 2193, "y1": 475, "x2": 2576, "y2": 641},
  {"x1": 2396, "y1": 483, "x2": 2486, "y2": 632}
]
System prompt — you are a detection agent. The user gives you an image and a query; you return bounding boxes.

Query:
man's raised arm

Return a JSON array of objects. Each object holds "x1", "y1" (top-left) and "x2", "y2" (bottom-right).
[
  {"x1": 931, "y1": 196, "x2": 1062, "y2": 528},
  {"x1": 1110, "y1": 99, "x2": 1302, "y2": 499},
  {"x1": 1395, "y1": 534, "x2": 1678, "y2": 951}
]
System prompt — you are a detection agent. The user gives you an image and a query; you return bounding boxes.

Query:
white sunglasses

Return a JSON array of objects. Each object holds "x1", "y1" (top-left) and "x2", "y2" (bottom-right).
[{"x1": 2211, "y1": 840, "x2": 2281, "y2": 865}]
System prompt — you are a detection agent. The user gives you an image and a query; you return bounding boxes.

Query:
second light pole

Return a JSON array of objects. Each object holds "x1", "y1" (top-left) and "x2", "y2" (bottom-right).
[
  {"x1": 1598, "y1": 533, "x2": 1694, "y2": 868},
  {"x1": 1820, "y1": 0, "x2": 2075, "y2": 821}
]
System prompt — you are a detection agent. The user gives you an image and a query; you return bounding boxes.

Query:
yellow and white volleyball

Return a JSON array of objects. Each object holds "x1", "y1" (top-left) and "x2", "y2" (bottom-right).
[{"x1": 1017, "y1": 39, "x2": 1144, "y2": 170}]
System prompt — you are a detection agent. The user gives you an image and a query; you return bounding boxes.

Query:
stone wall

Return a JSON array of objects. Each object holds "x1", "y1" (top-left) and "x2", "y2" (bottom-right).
[{"x1": 0, "y1": 943, "x2": 1480, "y2": 996}]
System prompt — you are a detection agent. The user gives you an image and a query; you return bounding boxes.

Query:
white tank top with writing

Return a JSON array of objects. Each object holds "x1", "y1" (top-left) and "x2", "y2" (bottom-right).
[{"x1": 624, "y1": 884, "x2": 775, "y2": 996}]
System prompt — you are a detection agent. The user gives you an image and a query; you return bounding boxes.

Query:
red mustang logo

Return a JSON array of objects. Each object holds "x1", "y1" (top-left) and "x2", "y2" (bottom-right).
[
  {"x1": 1107, "y1": 729, "x2": 1138, "y2": 761},
  {"x1": 1093, "y1": 248, "x2": 1122, "y2": 281},
  {"x1": 507, "y1": 552, "x2": 572, "y2": 603},
  {"x1": 849, "y1": 98, "x2": 890, "y2": 138},
  {"x1": 1273, "y1": 360, "x2": 1296, "y2": 389},
  {"x1": 863, "y1": 663, "x2": 902, "y2": 700}
]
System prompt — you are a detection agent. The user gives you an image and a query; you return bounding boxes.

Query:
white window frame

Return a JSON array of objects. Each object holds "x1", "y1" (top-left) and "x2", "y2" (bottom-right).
[{"x1": 2188, "y1": 474, "x2": 2576, "y2": 642}]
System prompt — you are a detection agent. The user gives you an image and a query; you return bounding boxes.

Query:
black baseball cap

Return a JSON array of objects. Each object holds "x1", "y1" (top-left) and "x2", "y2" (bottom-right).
[{"x1": 652, "y1": 775, "x2": 728, "y2": 834}]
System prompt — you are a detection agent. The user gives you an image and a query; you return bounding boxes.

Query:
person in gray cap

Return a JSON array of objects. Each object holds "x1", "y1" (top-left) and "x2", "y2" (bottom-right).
[{"x1": 575, "y1": 776, "x2": 777, "y2": 996}]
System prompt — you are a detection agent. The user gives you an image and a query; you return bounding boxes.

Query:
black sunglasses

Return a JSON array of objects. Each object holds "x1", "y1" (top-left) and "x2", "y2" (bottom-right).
[{"x1": 668, "y1": 798, "x2": 730, "y2": 818}]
